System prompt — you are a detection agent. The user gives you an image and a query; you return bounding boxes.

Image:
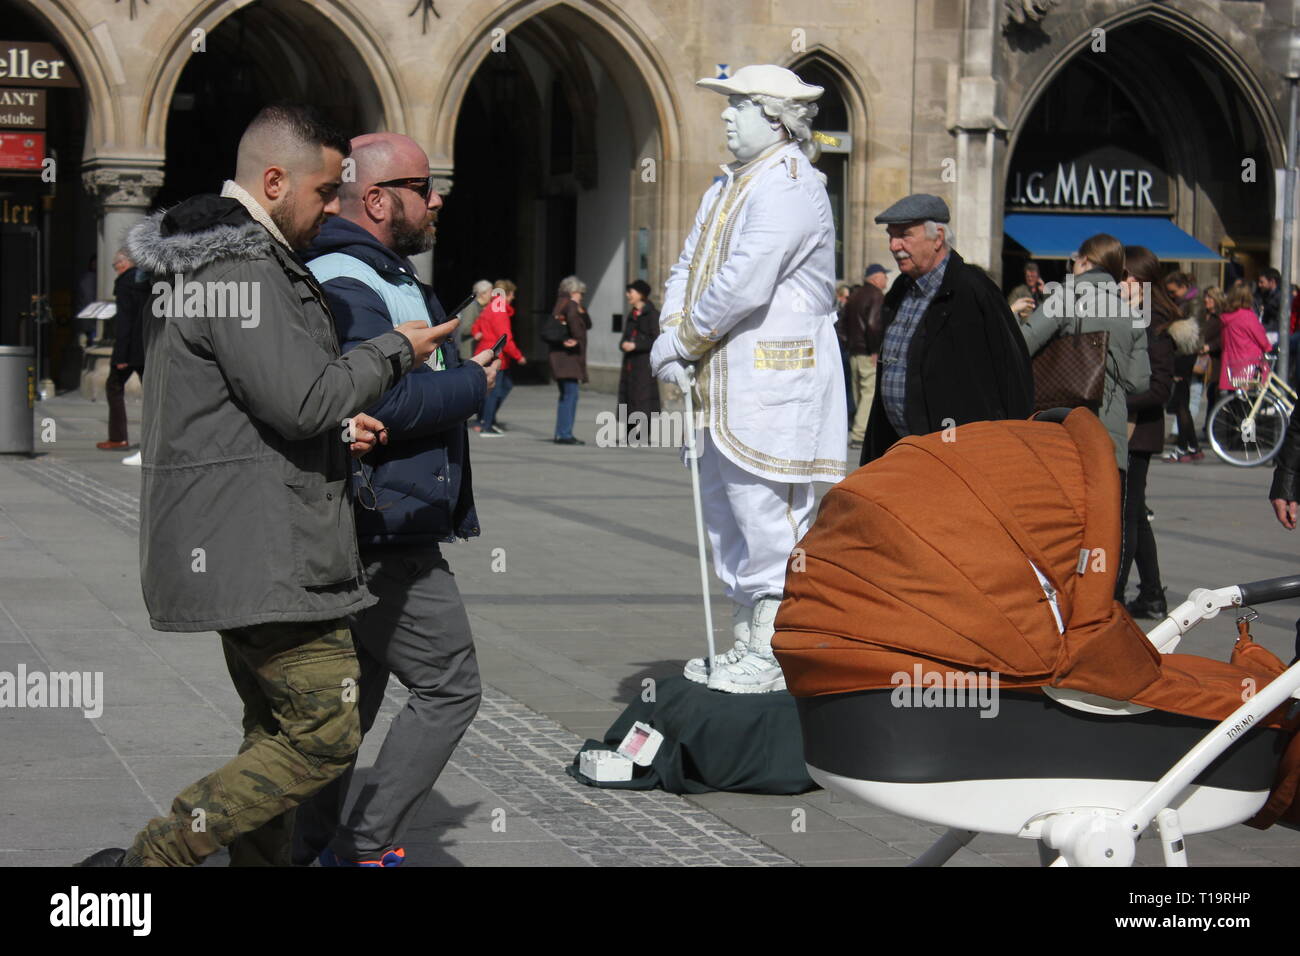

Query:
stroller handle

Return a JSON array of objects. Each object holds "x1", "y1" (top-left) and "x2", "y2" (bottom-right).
[{"x1": 1236, "y1": 575, "x2": 1300, "y2": 605}]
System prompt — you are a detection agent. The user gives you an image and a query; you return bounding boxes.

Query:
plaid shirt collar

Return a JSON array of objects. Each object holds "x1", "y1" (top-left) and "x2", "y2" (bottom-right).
[{"x1": 904, "y1": 252, "x2": 950, "y2": 301}]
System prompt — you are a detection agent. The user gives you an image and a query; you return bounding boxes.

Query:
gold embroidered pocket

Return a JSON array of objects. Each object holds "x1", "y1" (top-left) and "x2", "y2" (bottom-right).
[{"x1": 754, "y1": 339, "x2": 815, "y2": 370}]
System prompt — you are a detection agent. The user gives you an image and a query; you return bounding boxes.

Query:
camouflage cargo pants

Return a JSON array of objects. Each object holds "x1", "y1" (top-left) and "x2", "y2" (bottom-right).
[{"x1": 124, "y1": 620, "x2": 361, "y2": 866}]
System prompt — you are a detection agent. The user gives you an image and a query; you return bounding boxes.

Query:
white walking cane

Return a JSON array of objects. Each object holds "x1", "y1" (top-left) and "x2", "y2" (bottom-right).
[{"x1": 680, "y1": 371, "x2": 717, "y2": 673}]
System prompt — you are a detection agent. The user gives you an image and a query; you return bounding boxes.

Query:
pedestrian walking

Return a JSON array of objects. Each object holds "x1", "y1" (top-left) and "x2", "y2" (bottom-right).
[
  {"x1": 473, "y1": 279, "x2": 526, "y2": 435},
  {"x1": 617, "y1": 278, "x2": 660, "y2": 442},
  {"x1": 842, "y1": 263, "x2": 887, "y2": 449},
  {"x1": 1255, "y1": 267, "x2": 1282, "y2": 333},
  {"x1": 295, "y1": 131, "x2": 498, "y2": 868},
  {"x1": 97, "y1": 248, "x2": 149, "y2": 453},
  {"x1": 78, "y1": 104, "x2": 449, "y2": 868},
  {"x1": 835, "y1": 280, "x2": 855, "y2": 425},
  {"x1": 860, "y1": 193, "x2": 1034, "y2": 467},
  {"x1": 1268, "y1": 403, "x2": 1300, "y2": 661},
  {"x1": 1116, "y1": 246, "x2": 1178, "y2": 618},
  {"x1": 547, "y1": 275, "x2": 590, "y2": 445},
  {"x1": 1020, "y1": 233, "x2": 1150, "y2": 474},
  {"x1": 1162, "y1": 272, "x2": 1205, "y2": 463},
  {"x1": 1199, "y1": 285, "x2": 1227, "y2": 439}
]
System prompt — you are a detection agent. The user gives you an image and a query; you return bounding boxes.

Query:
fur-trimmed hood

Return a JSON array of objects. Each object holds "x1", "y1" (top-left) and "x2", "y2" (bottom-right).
[
  {"x1": 1167, "y1": 316, "x2": 1202, "y2": 356},
  {"x1": 126, "y1": 195, "x2": 275, "y2": 276}
]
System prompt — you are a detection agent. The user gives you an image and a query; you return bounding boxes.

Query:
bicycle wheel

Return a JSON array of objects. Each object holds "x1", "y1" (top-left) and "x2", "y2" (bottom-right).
[{"x1": 1208, "y1": 392, "x2": 1289, "y2": 466}]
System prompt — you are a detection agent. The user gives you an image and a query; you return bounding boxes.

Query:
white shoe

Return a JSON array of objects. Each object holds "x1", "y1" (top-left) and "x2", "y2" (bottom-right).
[
  {"x1": 684, "y1": 602, "x2": 751, "y2": 684},
  {"x1": 705, "y1": 650, "x2": 787, "y2": 694},
  {"x1": 706, "y1": 596, "x2": 786, "y2": 694},
  {"x1": 122, "y1": 451, "x2": 142, "y2": 467}
]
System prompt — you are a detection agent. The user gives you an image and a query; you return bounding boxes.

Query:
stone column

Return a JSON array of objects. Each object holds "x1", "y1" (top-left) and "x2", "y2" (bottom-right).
[
  {"x1": 951, "y1": 114, "x2": 1008, "y2": 276},
  {"x1": 945, "y1": 0, "x2": 1010, "y2": 278},
  {"x1": 82, "y1": 161, "x2": 165, "y2": 297}
]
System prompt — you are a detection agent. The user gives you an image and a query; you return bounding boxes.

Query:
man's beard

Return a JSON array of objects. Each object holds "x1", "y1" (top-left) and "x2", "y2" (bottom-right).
[
  {"x1": 270, "y1": 192, "x2": 311, "y2": 252},
  {"x1": 391, "y1": 201, "x2": 435, "y2": 257}
]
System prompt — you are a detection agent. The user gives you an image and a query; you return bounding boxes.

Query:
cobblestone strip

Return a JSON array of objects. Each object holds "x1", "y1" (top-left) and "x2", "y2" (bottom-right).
[
  {"x1": 436, "y1": 685, "x2": 795, "y2": 866},
  {"x1": 14, "y1": 454, "x2": 795, "y2": 866},
  {"x1": 6, "y1": 457, "x2": 141, "y2": 537}
]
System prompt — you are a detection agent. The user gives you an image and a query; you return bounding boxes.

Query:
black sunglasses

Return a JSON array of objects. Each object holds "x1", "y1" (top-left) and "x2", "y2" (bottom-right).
[{"x1": 372, "y1": 175, "x2": 434, "y2": 200}]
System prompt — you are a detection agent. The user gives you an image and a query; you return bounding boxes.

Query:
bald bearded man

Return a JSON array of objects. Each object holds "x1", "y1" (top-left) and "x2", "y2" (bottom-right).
[{"x1": 293, "y1": 133, "x2": 499, "y2": 867}]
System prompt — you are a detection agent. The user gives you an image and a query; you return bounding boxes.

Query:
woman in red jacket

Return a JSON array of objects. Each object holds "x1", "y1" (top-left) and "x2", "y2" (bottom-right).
[
  {"x1": 471, "y1": 279, "x2": 526, "y2": 435},
  {"x1": 1218, "y1": 284, "x2": 1272, "y2": 394}
]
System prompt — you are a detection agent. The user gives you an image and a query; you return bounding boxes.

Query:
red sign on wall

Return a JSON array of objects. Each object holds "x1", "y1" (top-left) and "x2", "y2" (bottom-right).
[{"x1": 0, "y1": 130, "x2": 43, "y2": 170}]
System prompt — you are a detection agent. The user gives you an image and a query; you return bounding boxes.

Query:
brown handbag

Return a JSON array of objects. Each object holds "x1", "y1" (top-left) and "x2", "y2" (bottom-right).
[{"x1": 1031, "y1": 313, "x2": 1109, "y2": 412}]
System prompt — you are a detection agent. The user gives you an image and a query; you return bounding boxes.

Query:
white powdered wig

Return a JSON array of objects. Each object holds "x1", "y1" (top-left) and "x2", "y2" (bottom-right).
[{"x1": 750, "y1": 93, "x2": 822, "y2": 161}]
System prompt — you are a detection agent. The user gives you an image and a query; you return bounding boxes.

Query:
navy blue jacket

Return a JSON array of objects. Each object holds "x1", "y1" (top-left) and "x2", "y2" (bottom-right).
[{"x1": 306, "y1": 217, "x2": 485, "y2": 547}]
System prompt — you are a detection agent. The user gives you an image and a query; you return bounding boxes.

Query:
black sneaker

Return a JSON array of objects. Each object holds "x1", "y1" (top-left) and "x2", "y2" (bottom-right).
[
  {"x1": 1126, "y1": 590, "x2": 1168, "y2": 620},
  {"x1": 77, "y1": 848, "x2": 126, "y2": 867},
  {"x1": 554, "y1": 437, "x2": 585, "y2": 445}
]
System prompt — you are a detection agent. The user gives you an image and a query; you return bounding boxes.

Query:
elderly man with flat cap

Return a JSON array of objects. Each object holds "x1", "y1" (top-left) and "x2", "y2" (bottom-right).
[
  {"x1": 650, "y1": 64, "x2": 845, "y2": 694},
  {"x1": 858, "y1": 194, "x2": 1033, "y2": 467}
]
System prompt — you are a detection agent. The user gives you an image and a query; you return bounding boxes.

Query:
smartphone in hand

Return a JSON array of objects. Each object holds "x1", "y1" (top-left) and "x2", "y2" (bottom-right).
[{"x1": 491, "y1": 334, "x2": 508, "y2": 359}]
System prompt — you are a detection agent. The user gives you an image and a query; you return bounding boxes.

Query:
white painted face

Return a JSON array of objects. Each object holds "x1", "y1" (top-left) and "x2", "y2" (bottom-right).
[{"x1": 721, "y1": 95, "x2": 785, "y2": 162}]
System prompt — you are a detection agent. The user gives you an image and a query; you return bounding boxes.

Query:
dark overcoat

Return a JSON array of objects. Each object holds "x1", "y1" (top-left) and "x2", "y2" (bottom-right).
[
  {"x1": 860, "y1": 249, "x2": 1034, "y2": 467},
  {"x1": 618, "y1": 300, "x2": 661, "y2": 414}
]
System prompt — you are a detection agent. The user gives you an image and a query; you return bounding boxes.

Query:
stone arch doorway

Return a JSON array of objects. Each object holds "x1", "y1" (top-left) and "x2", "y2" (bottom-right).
[
  {"x1": 433, "y1": 2, "x2": 671, "y2": 385},
  {"x1": 788, "y1": 50, "x2": 870, "y2": 282},
  {"x1": 153, "y1": 0, "x2": 387, "y2": 209},
  {"x1": 1002, "y1": 16, "x2": 1276, "y2": 293}
]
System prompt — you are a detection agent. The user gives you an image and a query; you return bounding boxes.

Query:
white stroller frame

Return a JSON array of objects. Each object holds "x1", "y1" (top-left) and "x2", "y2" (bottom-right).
[{"x1": 807, "y1": 576, "x2": 1300, "y2": 867}]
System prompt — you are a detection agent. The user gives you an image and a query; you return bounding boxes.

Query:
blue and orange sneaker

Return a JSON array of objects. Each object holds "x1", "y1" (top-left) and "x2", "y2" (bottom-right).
[{"x1": 319, "y1": 846, "x2": 406, "y2": 867}]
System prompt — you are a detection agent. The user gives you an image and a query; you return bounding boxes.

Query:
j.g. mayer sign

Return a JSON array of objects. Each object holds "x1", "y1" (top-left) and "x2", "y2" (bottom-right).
[{"x1": 1007, "y1": 147, "x2": 1169, "y2": 212}]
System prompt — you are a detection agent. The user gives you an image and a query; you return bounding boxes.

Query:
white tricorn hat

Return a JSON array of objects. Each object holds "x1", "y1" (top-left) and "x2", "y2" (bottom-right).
[{"x1": 696, "y1": 64, "x2": 823, "y2": 101}]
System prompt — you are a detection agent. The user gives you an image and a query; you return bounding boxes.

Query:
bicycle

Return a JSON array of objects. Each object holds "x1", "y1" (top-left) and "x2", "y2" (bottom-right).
[{"x1": 1207, "y1": 352, "x2": 1296, "y2": 466}]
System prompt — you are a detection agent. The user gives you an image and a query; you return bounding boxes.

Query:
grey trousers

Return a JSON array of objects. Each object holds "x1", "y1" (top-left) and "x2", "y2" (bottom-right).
[{"x1": 294, "y1": 543, "x2": 480, "y2": 861}]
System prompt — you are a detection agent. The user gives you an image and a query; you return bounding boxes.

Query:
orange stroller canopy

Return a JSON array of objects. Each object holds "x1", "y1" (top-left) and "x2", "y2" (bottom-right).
[{"x1": 774, "y1": 410, "x2": 1291, "y2": 726}]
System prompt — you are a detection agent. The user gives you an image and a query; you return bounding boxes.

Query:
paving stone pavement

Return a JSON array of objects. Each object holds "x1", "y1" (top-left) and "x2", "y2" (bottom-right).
[{"x1": 2, "y1": 386, "x2": 1300, "y2": 867}]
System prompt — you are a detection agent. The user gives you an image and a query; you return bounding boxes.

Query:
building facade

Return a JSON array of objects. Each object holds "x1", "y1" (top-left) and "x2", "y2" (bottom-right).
[{"x1": 0, "y1": 0, "x2": 1291, "y2": 388}]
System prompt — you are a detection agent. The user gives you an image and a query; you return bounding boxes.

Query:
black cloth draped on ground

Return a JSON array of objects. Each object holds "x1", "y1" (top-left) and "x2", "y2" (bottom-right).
[{"x1": 567, "y1": 676, "x2": 815, "y2": 794}]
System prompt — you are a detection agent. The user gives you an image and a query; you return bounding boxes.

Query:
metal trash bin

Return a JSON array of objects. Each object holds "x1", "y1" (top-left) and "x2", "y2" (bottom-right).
[{"x1": 0, "y1": 346, "x2": 36, "y2": 455}]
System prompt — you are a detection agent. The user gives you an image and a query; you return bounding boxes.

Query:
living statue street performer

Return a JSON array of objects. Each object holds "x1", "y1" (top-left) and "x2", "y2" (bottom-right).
[{"x1": 650, "y1": 64, "x2": 846, "y2": 694}]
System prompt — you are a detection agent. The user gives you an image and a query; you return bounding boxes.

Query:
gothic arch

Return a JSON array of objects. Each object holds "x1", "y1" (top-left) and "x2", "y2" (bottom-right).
[
  {"x1": 139, "y1": 0, "x2": 404, "y2": 155},
  {"x1": 426, "y1": 0, "x2": 687, "y2": 279},
  {"x1": 788, "y1": 44, "x2": 873, "y2": 279},
  {"x1": 1007, "y1": 2, "x2": 1283, "y2": 168},
  {"x1": 14, "y1": 0, "x2": 117, "y2": 149}
]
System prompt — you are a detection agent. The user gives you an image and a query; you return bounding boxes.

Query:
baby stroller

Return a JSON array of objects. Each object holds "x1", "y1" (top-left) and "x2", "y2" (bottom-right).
[{"x1": 773, "y1": 408, "x2": 1300, "y2": 867}]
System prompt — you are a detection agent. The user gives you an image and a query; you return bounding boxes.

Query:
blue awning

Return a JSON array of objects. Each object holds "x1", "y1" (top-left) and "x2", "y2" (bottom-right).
[{"x1": 1003, "y1": 213, "x2": 1222, "y2": 262}]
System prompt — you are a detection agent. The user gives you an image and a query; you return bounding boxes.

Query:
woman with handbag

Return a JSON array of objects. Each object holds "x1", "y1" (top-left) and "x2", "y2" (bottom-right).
[
  {"x1": 1116, "y1": 246, "x2": 1179, "y2": 618},
  {"x1": 546, "y1": 274, "x2": 591, "y2": 445},
  {"x1": 1163, "y1": 278, "x2": 1205, "y2": 463},
  {"x1": 1020, "y1": 232, "x2": 1151, "y2": 474}
]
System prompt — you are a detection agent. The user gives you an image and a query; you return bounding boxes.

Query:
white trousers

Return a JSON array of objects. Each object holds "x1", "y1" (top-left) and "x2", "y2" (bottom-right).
[{"x1": 696, "y1": 429, "x2": 815, "y2": 606}]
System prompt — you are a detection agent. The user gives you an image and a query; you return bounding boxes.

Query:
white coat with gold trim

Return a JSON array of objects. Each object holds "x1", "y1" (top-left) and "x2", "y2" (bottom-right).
[{"x1": 650, "y1": 140, "x2": 846, "y2": 484}]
